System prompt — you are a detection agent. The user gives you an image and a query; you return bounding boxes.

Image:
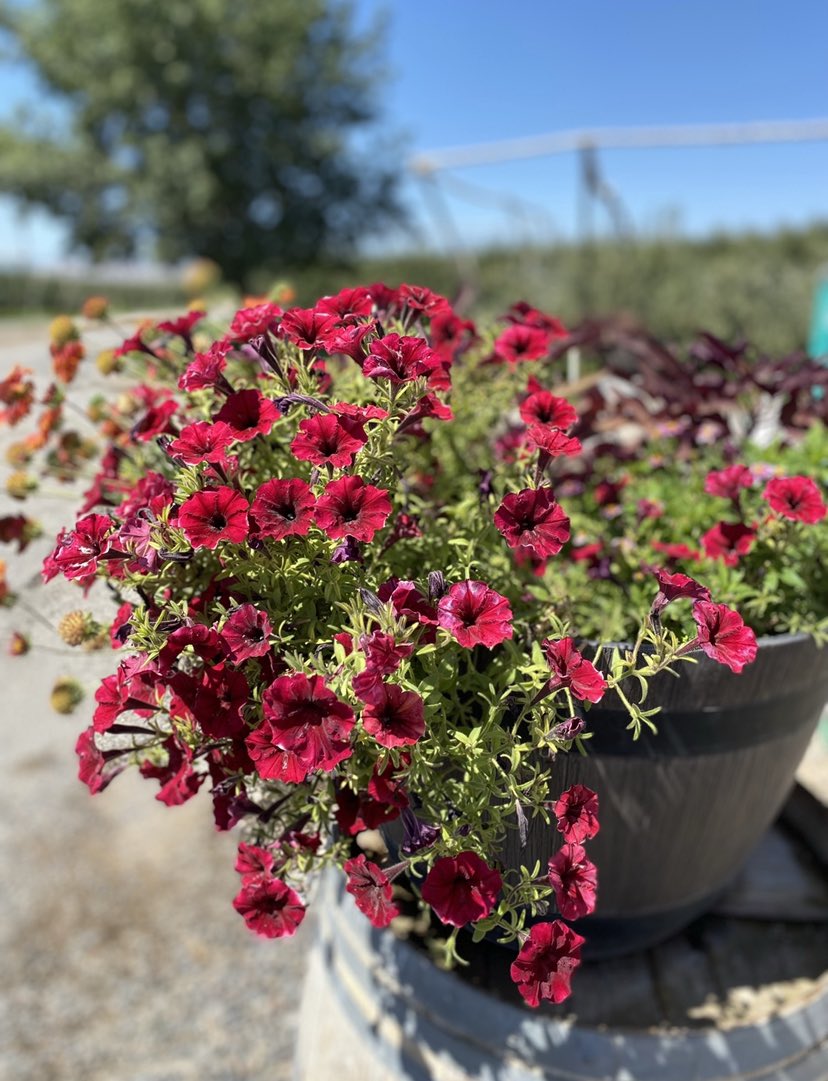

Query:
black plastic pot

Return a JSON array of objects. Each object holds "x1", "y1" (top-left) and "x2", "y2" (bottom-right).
[{"x1": 500, "y1": 632, "x2": 828, "y2": 957}]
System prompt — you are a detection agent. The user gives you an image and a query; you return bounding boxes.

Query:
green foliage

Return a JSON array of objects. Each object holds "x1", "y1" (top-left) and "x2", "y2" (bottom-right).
[{"x1": 0, "y1": 0, "x2": 401, "y2": 284}]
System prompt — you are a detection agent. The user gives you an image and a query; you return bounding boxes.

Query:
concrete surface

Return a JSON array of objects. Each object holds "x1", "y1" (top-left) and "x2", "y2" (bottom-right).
[{"x1": 0, "y1": 315, "x2": 311, "y2": 1081}]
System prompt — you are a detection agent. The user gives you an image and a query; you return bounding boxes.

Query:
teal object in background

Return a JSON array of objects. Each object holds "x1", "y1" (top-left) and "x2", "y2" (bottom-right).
[{"x1": 808, "y1": 274, "x2": 828, "y2": 360}]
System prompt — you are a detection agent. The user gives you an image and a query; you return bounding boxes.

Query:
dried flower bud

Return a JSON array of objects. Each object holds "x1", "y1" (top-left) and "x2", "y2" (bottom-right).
[
  {"x1": 6, "y1": 471, "x2": 37, "y2": 500},
  {"x1": 96, "y1": 349, "x2": 122, "y2": 376},
  {"x1": 48, "y1": 315, "x2": 79, "y2": 348},
  {"x1": 81, "y1": 295, "x2": 109, "y2": 320},
  {"x1": 8, "y1": 631, "x2": 29, "y2": 656},
  {"x1": 427, "y1": 571, "x2": 447, "y2": 600},
  {"x1": 57, "y1": 610, "x2": 100, "y2": 646},
  {"x1": 50, "y1": 676, "x2": 84, "y2": 715}
]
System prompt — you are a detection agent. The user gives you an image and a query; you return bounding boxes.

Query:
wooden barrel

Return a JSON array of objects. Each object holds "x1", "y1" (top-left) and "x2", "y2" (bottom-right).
[
  {"x1": 293, "y1": 869, "x2": 828, "y2": 1081},
  {"x1": 500, "y1": 632, "x2": 828, "y2": 957}
]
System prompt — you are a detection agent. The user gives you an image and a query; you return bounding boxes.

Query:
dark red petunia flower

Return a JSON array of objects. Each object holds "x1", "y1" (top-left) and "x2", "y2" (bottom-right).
[
  {"x1": 519, "y1": 388, "x2": 578, "y2": 430},
  {"x1": 229, "y1": 303, "x2": 282, "y2": 341},
  {"x1": 379, "y1": 579, "x2": 439, "y2": 627},
  {"x1": 430, "y1": 309, "x2": 477, "y2": 361},
  {"x1": 157, "y1": 624, "x2": 225, "y2": 674},
  {"x1": 232, "y1": 874, "x2": 305, "y2": 938},
  {"x1": 525, "y1": 425, "x2": 583, "y2": 459},
  {"x1": 315, "y1": 286, "x2": 374, "y2": 322},
  {"x1": 157, "y1": 310, "x2": 205, "y2": 340},
  {"x1": 178, "y1": 341, "x2": 232, "y2": 392},
  {"x1": 250, "y1": 477, "x2": 316, "y2": 540},
  {"x1": 290, "y1": 412, "x2": 367, "y2": 468},
  {"x1": 322, "y1": 322, "x2": 377, "y2": 362},
  {"x1": 343, "y1": 854, "x2": 400, "y2": 928},
  {"x1": 109, "y1": 601, "x2": 134, "y2": 648},
  {"x1": 509, "y1": 920, "x2": 585, "y2": 1007},
  {"x1": 219, "y1": 604, "x2": 273, "y2": 663},
  {"x1": 362, "y1": 334, "x2": 440, "y2": 384},
  {"x1": 48, "y1": 513, "x2": 117, "y2": 580},
  {"x1": 653, "y1": 540, "x2": 702, "y2": 562},
  {"x1": 179, "y1": 486, "x2": 249, "y2": 549},
  {"x1": 93, "y1": 663, "x2": 158, "y2": 733},
  {"x1": 132, "y1": 399, "x2": 178, "y2": 442},
  {"x1": 334, "y1": 781, "x2": 402, "y2": 836},
  {"x1": 543, "y1": 638, "x2": 607, "y2": 704},
  {"x1": 215, "y1": 389, "x2": 280, "y2": 442},
  {"x1": 250, "y1": 672, "x2": 355, "y2": 782},
  {"x1": 701, "y1": 521, "x2": 756, "y2": 566},
  {"x1": 763, "y1": 475, "x2": 826, "y2": 524},
  {"x1": 235, "y1": 842, "x2": 277, "y2": 878},
  {"x1": 493, "y1": 324, "x2": 550, "y2": 363},
  {"x1": 437, "y1": 580, "x2": 513, "y2": 649},
  {"x1": 360, "y1": 682, "x2": 426, "y2": 748},
  {"x1": 704, "y1": 464, "x2": 754, "y2": 500},
  {"x1": 76, "y1": 727, "x2": 125, "y2": 794},
  {"x1": 170, "y1": 667, "x2": 250, "y2": 739},
  {"x1": 494, "y1": 487, "x2": 571, "y2": 560},
  {"x1": 280, "y1": 307, "x2": 339, "y2": 350},
  {"x1": 547, "y1": 842, "x2": 598, "y2": 920},
  {"x1": 314, "y1": 476, "x2": 392, "y2": 543},
  {"x1": 360, "y1": 631, "x2": 414, "y2": 674},
  {"x1": 397, "y1": 283, "x2": 450, "y2": 315},
  {"x1": 506, "y1": 303, "x2": 568, "y2": 337},
  {"x1": 168, "y1": 421, "x2": 233, "y2": 464},
  {"x1": 139, "y1": 735, "x2": 204, "y2": 807},
  {"x1": 651, "y1": 569, "x2": 711, "y2": 614},
  {"x1": 553, "y1": 784, "x2": 600, "y2": 843},
  {"x1": 421, "y1": 851, "x2": 502, "y2": 927},
  {"x1": 691, "y1": 601, "x2": 758, "y2": 674}
]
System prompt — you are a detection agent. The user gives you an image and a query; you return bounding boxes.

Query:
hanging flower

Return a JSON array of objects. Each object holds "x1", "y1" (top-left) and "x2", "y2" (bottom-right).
[
  {"x1": 343, "y1": 854, "x2": 400, "y2": 928},
  {"x1": 232, "y1": 874, "x2": 306, "y2": 938},
  {"x1": 547, "y1": 842, "x2": 598, "y2": 920},
  {"x1": 509, "y1": 921, "x2": 585, "y2": 1006},
  {"x1": 437, "y1": 580, "x2": 513, "y2": 649},
  {"x1": 691, "y1": 601, "x2": 758, "y2": 674},
  {"x1": 553, "y1": 784, "x2": 600, "y2": 843},
  {"x1": 421, "y1": 851, "x2": 502, "y2": 926},
  {"x1": 651, "y1": 569, "x2": 711, "y2": 614},
  {"x1": 543, "y1": 639, "x2": 607, "y2": 704}
]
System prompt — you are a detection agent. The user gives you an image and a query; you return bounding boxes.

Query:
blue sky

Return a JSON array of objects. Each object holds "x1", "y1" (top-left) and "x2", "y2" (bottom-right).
[{"x1": 2, "y1": 0, "x2": 828, "y2": 265}]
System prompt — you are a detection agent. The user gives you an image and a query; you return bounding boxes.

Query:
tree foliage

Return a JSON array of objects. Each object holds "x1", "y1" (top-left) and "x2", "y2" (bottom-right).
[{"x1": 0, "y1": 0, "x2": 402, "y2": 283}]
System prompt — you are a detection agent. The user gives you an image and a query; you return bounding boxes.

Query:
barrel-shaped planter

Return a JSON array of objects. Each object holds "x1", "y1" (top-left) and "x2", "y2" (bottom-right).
[
  {"x1": 500, "y1": 632, "x2": 828, "y2": 956},
  {"x1": 294, "y1": 870, "x2": 828, "y2": 1081}
]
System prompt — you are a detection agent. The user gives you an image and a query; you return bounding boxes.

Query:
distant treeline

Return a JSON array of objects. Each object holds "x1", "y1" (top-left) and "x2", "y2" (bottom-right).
[{"x1": 4, "y1": 223, "x2": 828, "y2": 355}]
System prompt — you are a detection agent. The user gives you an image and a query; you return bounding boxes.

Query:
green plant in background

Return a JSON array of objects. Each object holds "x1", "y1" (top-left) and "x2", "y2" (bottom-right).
[{"x1": 0, "y1": 0, "x2": 402, "y2": 285}]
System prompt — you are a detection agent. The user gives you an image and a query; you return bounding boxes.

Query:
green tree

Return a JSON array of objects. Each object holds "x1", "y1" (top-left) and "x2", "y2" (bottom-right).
[{"x1": 0, "y1": 0, "x2": 402, "y2": 284}]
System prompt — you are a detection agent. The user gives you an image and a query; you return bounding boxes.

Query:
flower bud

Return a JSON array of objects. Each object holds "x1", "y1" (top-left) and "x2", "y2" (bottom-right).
[
  {"x1": 81, "y1": 295, "x2": 109, "y2": 320},
  {"x1": 50, "y1": 676, "x2": 84, "y2": 715},
  {"x1": 48, "y1": 315, "x2": 79, "y2": 348},
  {"x1": 8, "y1": 631, "x2": 29, "y2": 656},
  {"x1": 57, "y1": 610, "x2": 101, "y2": 647},
  {"x1": 96, "y1": 349, "x2": 122, "y2": 376},
  {"x1": 6, "y1": 471, "x2": 37, "y2": 500}
]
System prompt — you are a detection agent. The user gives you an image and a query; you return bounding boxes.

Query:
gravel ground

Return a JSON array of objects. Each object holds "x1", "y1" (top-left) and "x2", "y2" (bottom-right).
[{"x1": 0, "y1": 316, "x2": 310, "y2": 1081}]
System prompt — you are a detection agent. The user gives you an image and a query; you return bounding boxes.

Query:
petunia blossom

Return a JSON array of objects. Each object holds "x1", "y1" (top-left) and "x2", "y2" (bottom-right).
[
  {"x1": 219, "y1": 604, "x2": 273, "y2": 664},
  {"x1": 343, "y1": 854, "x2": 400, "y2": 928},
  {"x1": 763, "y1": 476, "x2": 826, "y2": 524},
  {"x1": 179, "y1": 486, "x2": 249, "y2": 550},
  {"x1": 314, "y1": 476, "x2": 392, "y2": 543},
  {"x1": 421, "y1": 851, "x2": 502, "y2": 927},
  {"x1": 290, "y1": 412, "x2": 367, "y2": 468},
  {"x1": 553, "y1": 784, "x2": 600, "y2": 843},
  {"x1": 543, "y1": 638, "x2": 607, "y2": 704},
  {"x1": 691, "y1": 601, "x2": 758, "y2": 674},
  {"x1": 250, "y1": 477, "x2": 316, "y2": 540},
  {"x1": 360, "y1": 682, "x2": 426, "y2": 748},
  {"x1": 494, "y1": 487, "x2": 570, "y2": 560},
  {"x1": 437, "y1": 580, "x2": 513, "y2": 649},
  {"x1": 547, "y1": 842, "x2": 598, "y2": 920},
  {"x1": 509, "y1": 920, "x2": 585, "y2": 1007},
  {"x1": 232, "y1": 874, "x2": 305, "y2": 938}
]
